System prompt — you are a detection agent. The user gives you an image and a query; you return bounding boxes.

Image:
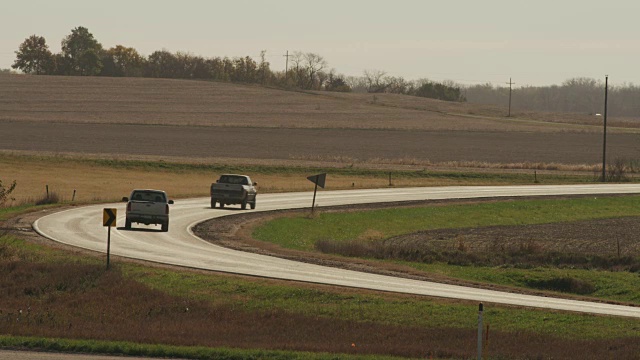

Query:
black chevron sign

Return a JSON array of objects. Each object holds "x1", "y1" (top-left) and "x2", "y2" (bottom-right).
[
  {"x1": 103, "y1": 208, "x2": 117, "y2": 227},
  {"x1": 307, "y1": 173, "x2": 326, "y2": 188}
]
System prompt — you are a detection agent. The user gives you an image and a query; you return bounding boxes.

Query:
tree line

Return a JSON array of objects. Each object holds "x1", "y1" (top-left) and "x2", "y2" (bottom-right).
[
  {"x1": 465, "y1": 77, "x2": 640, "y2": 118},
  {"x1": 11, "y1": 26, "x2": 465, "y2": 102}
]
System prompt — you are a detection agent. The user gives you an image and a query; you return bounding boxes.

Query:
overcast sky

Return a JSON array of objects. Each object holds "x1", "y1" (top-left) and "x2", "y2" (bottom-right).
[{"x1": 1, "y1": 0, "x2": 638, "y2": 86}]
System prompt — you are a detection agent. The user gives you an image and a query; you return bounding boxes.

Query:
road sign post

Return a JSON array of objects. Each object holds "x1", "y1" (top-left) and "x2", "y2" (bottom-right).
[
  {"x1": 306, "y1": 173, "x2": 326, "y2": 213},
  {"x1": 103, "y1": 208, "x2": 117, "y2": 270}
]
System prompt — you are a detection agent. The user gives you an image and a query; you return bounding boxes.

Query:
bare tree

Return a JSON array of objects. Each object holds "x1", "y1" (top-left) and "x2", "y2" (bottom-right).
[
  {"x1": 363, "y1": 69, "x2": 388, "y2": 93},
  {"x1": 304, "y1": 53, "x2": 327, "y2": 90}
]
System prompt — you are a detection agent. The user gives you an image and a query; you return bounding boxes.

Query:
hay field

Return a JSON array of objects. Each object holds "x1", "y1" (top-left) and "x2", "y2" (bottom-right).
[{"x1": 0, "y1": 154, "x2": 535, "y2": 204}]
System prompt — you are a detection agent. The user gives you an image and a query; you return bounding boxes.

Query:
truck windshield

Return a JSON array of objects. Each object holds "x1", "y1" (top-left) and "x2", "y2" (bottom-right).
[
  {"x1": 131, "y1": 191, "x2": 166, "y2": 202},
  {"x1": 220, "y1": 176, "x2": 248, "y2": 185}
]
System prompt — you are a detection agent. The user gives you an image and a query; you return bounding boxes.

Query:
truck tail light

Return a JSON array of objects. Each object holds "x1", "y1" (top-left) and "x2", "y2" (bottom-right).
[
  {"x1": 127, "y1": 202, "x2": 131, "y2": 212},
  {"x1": 166, "y1": 204, "x2": 170, "y2": 215}
]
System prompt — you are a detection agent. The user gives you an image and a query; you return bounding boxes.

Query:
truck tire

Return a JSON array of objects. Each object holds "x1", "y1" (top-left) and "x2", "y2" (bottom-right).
[
  {"x1": 219, "y1": 202, "x2": 225, "y2": 208},
  {"x1": 241, "y1": 199, "x2": 247, "y2": 210},
  {"x1": 125, "y1": 218, "x2": 132, "y2": 229},
  {"x1": 250, "y1": 199, "x2": 256, "y2": 210},
  {"x1": 161, "y1": 221, "x2": 169, "y2": 232},
  {"x1": 211, "y1": 198, "x2": 216, "y2": 208}
]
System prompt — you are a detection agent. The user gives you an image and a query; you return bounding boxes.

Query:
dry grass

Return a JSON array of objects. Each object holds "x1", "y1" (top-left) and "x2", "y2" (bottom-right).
[
  {"x1": 292, "y1": 154, "x2": 606, "y2": 173},
  {"x1": 1, "y1": 153, "x2": 549, "y2": 205},
  {"x1": 2, "y1": 74, "x2": 638, "y2": 134}
]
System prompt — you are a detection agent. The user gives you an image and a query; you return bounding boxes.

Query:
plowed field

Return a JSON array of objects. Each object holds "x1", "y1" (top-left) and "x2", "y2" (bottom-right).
[{"x1": 1, "y1": 74, "x2": 639, "y2": 166}]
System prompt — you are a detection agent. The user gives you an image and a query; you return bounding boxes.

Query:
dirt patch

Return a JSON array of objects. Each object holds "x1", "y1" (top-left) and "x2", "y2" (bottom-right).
[{"x1": 391, "y1": 217, "x2": 640, "y2": 258}]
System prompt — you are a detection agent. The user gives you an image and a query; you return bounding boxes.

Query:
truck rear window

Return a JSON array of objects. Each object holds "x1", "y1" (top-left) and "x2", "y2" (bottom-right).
[
  {"x1": 131, "y1": 191, "x2": 166, "y2": 202},
  {"x1": 219, "y1": 176, "x2": 249, "y2": 185}
]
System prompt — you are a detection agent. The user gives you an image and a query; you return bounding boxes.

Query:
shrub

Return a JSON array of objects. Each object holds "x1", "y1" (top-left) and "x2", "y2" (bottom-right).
[
  {"x1": 35, "y1": 191, "x2": 61, "y2": 205},
  {"x1": 524, "y1": 277, "x2": 596, "y2": 295},
  {"x1": 0, "y1": 179, "x2": 17, "y2": 206}
]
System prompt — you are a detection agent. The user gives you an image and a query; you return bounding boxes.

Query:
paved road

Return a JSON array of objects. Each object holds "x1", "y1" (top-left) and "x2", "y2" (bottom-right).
[{"x1": 34, "y1": 185, "x2": 640, "y2": 318}]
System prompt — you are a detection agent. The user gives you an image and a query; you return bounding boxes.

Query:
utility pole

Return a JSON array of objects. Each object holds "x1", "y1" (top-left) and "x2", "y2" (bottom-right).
[
  {"x1": 283, "y1": 50, "x2": 291, "y2": 82},
  {"x1": 506, "y1": 78, "x2": 515, "y2": 117},
  {"x1": 602, "y1": 75, "x2": 609, "y2": 182}
]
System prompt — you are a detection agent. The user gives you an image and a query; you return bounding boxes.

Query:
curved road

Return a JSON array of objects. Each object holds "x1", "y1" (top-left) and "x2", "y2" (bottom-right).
[{"x1": 34, "y1": 184, "x2": 640, "y2": 318}]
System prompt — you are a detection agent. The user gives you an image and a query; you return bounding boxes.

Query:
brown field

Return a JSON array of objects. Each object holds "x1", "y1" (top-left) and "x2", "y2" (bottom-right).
[
  {"x1": 2, "y1": 74, "x2": 640, "y2": 169},
  {"x1": 4, "y1": 73, "x2": 638, "y2": 132}
]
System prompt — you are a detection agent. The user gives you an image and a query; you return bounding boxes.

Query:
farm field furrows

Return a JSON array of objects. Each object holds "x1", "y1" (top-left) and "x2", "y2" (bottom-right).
[{"x1": 1, "y1": 120, "x2": 639, "y2": 165}]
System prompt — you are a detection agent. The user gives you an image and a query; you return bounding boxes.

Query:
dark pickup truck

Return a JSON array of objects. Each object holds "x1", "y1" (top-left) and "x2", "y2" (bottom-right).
[{"x1": 210, "y1": 174, "x2": 257, "y2": 210}]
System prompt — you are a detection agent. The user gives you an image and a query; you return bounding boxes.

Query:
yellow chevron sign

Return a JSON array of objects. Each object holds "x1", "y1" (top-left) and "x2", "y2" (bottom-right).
[{"x1": 103, "y1": 208, "x2": 117, "y2": 227}]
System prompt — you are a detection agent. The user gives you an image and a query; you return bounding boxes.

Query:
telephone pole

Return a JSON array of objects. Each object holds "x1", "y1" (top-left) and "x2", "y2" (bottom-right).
[
  {"x1": 283, "y1": 50, "x2": 291, "y2": 82},
  {"x1": 601, "y1": 75, "x2": 609, "y2": 182},
  {"x1": 506, "y1": 78, "x2": 515, "y2": 117}
]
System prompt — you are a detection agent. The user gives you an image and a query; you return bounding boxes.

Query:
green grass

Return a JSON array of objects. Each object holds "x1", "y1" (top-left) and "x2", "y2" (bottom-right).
[
  {"x1": 252, "y1": 196, "x2": 640, "y2": 304},
  {"x1": 253, "y1": 196, "x2": 640, "y2": 251},
  {"x1": 0, "y1": 336, "x2": 405, "y2": 360},
  {"x1": 409, "y1": 263, "x2": 640, "y2": 304},
  {"x1": 123, "y1": 264, "x2": 640, "y2": 340}
]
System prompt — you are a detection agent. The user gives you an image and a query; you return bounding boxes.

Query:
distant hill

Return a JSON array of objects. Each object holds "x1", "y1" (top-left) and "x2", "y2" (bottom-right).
[{"x1": 1, "y1": 74, "x2": 637, "y2": 133}]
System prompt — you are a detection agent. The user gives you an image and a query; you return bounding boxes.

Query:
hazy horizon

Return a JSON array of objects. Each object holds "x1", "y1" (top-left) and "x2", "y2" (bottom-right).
[{"x1": 1, "y1": 0, "x2": 638, "y2": 87}]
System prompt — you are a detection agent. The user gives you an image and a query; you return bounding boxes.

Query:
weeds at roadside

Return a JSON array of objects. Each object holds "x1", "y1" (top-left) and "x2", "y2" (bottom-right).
[{"x1": 34, "y1": 191, "x2": 61, "y2": 206}]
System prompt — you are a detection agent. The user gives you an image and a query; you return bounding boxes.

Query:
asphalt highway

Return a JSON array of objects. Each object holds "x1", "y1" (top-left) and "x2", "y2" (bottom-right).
[{"x1": 33, "y1": 184, "x2": 640, "y2": 318}]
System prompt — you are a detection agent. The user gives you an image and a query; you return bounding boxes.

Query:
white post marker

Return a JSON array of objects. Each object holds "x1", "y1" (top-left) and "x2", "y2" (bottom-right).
[
  {"x1": 102, "y1": 208, "x2": 117, "y2": 269},
  {"x1": 477, "y1": 302, "x2": 484, "y2": 360}
]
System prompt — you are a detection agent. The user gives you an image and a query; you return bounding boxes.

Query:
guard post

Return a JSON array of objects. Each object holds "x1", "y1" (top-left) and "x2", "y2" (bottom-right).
[{"x1": 103, "y1": 208, "x2": 117, "y2": 270}]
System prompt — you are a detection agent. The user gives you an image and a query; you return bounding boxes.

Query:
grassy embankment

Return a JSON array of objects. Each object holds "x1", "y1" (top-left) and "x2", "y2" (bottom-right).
[
  {"x1": 1, "y1": 227, "x2": 640, "y2": 359},
  {"x1": 2, "y1": 204, "x2": 640, "y2": 359},
  {"x1": 253, "y1": 196, "x2": 640, "y2": 304}
]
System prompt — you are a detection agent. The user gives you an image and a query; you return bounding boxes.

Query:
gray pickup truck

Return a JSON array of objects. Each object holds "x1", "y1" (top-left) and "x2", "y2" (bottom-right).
[
  {"x1": 210, "y1": 174, "x2": 257, "y2": 210},
  {"x1": 122, "y1": 189, "x2": 174, "y2": 232}
]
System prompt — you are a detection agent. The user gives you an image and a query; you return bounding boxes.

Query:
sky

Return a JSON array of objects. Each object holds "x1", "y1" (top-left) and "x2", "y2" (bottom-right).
[{"x1": 1, "y1": 0, "x2": 638, "y2": 87}]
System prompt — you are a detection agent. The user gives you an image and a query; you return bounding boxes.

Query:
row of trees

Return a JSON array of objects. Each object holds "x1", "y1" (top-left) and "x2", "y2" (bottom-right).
[
  {"x1": 13, "y1": 28, "x2": 640, "y2": 113},
  {"x1": 466, "y1": 78, "x2": 640, "y2": 117},
  {"x1": 11, "y1": 26, "x2": 465, "y2": 102},
  {"x1": 344, "y1": 70, "x2": 465, "y2": 101},
  {"x1": 11, "y1": 27, "x2": 338, "y2": 89}
]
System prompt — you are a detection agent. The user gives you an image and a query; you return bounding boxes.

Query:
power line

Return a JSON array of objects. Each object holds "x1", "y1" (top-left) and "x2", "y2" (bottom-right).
[
  {"x1": 506, "y1": 78, "x2": 515, "y2": 117},
  {"x1": 283, "y1": 50, "x2": 291, "y2": 81}
]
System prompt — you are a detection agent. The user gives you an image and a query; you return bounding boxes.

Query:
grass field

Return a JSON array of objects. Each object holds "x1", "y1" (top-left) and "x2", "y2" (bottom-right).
[{"x1": 252, "y1": 196, "x2": 640, "y2": 304}]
